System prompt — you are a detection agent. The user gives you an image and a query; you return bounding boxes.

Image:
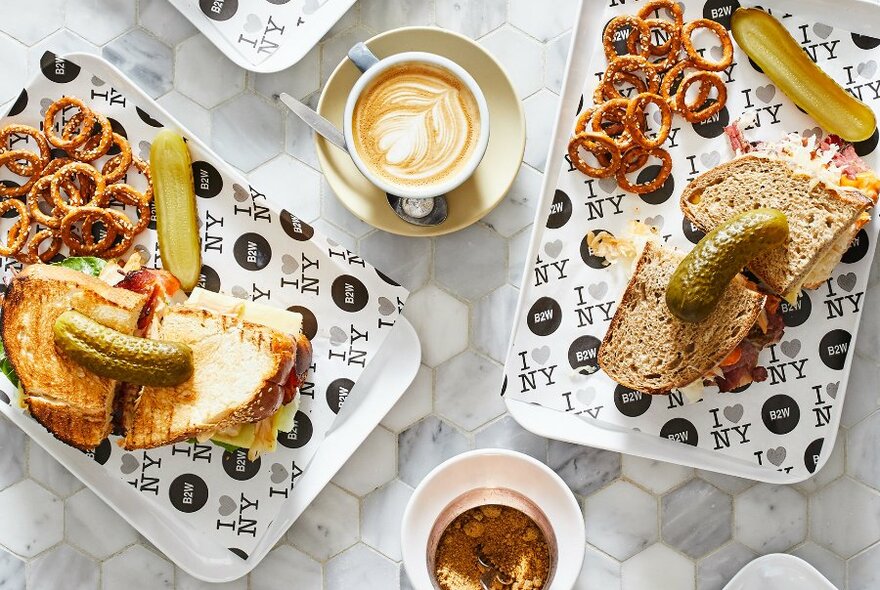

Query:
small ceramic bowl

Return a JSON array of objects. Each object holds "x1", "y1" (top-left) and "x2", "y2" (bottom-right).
[{"x1": 401, "y1": 449, "x2": 585, "y2": 590}]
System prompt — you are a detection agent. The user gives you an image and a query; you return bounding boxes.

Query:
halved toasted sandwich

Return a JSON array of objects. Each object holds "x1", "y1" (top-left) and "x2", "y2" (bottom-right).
[
  {"x1": 598, "y1": 242, "x2": 784, "y2": 395},
  {"x1": 682, "y1": 127, "x2": 877, "y2": 300}
]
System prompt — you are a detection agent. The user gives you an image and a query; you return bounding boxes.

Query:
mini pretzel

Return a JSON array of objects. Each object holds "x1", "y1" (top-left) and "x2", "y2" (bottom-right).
[
  {"x1": 620, "y1": 145, "x2": 650, "y2": 174},
  {"x1": 27, "y1": 175, "x2": 63, "y2": 229},
  {"x1": 0, "y1": 199, "x2": 30, "y2": 257},
  {"x1": 598, "y1": 56, "x2": 661, "y2": 102},
  {"x1": 640, "y1": 19, "x2": 682, "y2": 70},
  {"x1": 26, "y1": 229, "x2": 63, "y2": 263},
  {"x1": 100, "y1": 134, "x2": 134, "y2": 184},
  {"x1": 128, "y1": 156, "x2": 153, "y2": 202},
  {"x1": 626, "y1": 93, "x2": 672, "y2": 149},
  {"x1": 604, "y1": 16, "x2": 651, "y2": 60},
  {"x1": 574, "y1": 107, "x2": 597, "y2": 135},
  {"x1": 591, "y1": 98, "x2": 634, "y2": 143},
  {"x1": 0, "y1": 150, "x2": 42, "y2": 197},
  {"x1": 44, "y1": 97, "x2": 95, "y2": 150},
  {"x1": 682, "y1": 19, "x2": 733, "y2": 72},
  {"x1": 568, "y1": 132, "x2": 621, "y2": 178},
  {"x1": 677, "y1": 71, "x2": 727, "y2": 122},
  {"x1": 0, "y1": 125, "x2": 50, "y2": 176},
  {"x1": 66, "y1": 112, "x2": 114, "y2": 162},
  {"x1": 637, "y1": 0, "x2": 684, "y2": 28},
  {"x1": 615, "y1": 146, "x2": 672, "y2": 194},
  {"x1": 104, "y1": 184, "x2": 150, "y2": 234},
  {"x1": 594, "y1": 71, "x2": 649, "y2": 104},
  {"x1": 51, "y1": 162, "x2": 107, "y2": 214},
  {"x1": 60, "y1": 206, "x2": 117, "y2": 255}
]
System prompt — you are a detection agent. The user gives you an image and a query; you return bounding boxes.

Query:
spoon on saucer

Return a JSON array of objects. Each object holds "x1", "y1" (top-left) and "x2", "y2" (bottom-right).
[{"x1": 277, "y1": 92, "x2": 448, "y2": 227}]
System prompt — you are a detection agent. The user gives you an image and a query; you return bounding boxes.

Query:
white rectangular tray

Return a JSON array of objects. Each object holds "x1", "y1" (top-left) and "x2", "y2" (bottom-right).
[
  {"x1": 506, "y1": 0, "x2": 880, "y2": 484},
  {"x1": 167, "y1": 0, "x2": 355, "y2": 73},
  {"x1": 0, "y1": 53, "x2": 421, "y2": 582}
]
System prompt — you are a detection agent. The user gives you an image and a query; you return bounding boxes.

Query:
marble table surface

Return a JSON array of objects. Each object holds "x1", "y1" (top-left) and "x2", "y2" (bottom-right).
[{"x1": 1, "y1": 1, "x2": 880, "y2": 589}]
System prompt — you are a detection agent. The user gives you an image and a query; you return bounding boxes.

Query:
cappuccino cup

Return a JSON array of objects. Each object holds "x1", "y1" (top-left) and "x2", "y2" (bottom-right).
[{"x1": 343, "y1": 44, "x2": 490, "y2": 199}]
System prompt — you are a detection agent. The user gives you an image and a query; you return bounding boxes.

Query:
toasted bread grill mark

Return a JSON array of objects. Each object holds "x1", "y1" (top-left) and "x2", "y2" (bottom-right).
[
  {"x1": 1, "y1": 265, "x2": 147, "y2": 450},
  {"x1": 598, "y1": 242, "x2": 765, "y2": 395},
  {"x1": 680, "y1": 155, "x2": 871, "y2": 295},
  {"x1": 123, "y1": 307, "x2": 295, "y2": 449}
]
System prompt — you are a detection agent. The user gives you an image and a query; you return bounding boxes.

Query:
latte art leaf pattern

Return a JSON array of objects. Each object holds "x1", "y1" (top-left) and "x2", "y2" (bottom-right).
[{"x1": 353, "y1": 64, "x2": 480, "y2": 187}]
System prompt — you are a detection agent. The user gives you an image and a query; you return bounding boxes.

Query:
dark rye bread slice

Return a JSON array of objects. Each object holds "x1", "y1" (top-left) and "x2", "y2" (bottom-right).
[
  {"x1": 598, "y1": 242, "x2": 766, "y2": 394},
  {"x1": 680, "y1": 155, "x2": 871, "y2": 296}
]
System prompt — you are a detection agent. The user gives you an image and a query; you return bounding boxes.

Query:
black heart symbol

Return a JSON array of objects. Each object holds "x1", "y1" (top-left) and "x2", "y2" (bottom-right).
[
  {"x1": 767, "y1": 446, "x2": 787, "y2": 466},
  {"x1": 780, "y1": 340, "x2": 801, "y2": 359},
  {"x1": 723, "y1": 404, "x2": 744, "y2": 423},
  {"x1": 826, "y1": 382, "x2": 839, "y2": 399},
  {"x1": 837, "y1": 272, "x2": 857, "y2": 293}
]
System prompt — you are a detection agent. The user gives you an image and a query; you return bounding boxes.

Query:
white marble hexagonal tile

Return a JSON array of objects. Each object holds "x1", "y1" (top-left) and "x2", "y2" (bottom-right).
[
  {"x1": 848, "y1": 408, "x2": 880, "y2": 490},
  {"x1": 361, "y1": 0, "x2": 433, "y2": 31},
  {"x1": 575, "y1": 544, "x2": 621, "y2": 590},
  {"x1": 435, "y1": 0, "x2": 506, "y2": 40},
  {"x1": 662, "y1": 479, "x2": 732, "y2": 559},
  {"x1": 0, "y1": 0, "x2": 63, "y2": 45},
  {"x1": 26, "y1": 29, "x2": 99, "y2": 77},
  {"x1": 545, "y1": 31, "x2": 573, "y2": 94},
  {"x1": 734, "y1": 484, "x2": 806, "y2": 553},
  {"x1": 157, "y1": 91, "x2": 212, "y2": 140},
  {"x1": 359, "y1": 230, "x2": 431, "y2": 291},
  {"x1": 176, "y1": 568, "x2": 245, "y2": 590},
  {"x1": 585, "y1": 480, "x2": 657, "y2": 561},
  {"x1": 250, "y1": 545, "x2": 322, "y2": 590},
  {"x1": 479, "y1": 26, "x2": 543, "y2": 99},
  {"x1": 320, "y1": 26, "x2": 373, "y2": 84},
  {"x1": 810, "y1": 477, "x2": 880, "y2": 558},
  {"x1": 398, "y1": 416, "x2": 469, "y2": 488},
  {"x1": 435, "y1": 350, "x2": 505, "y2": 431},
  {"x1": 508, "y1": 227, "x2": 531, "y2": 287},
  {"x1": 321, "y1": 179, "x2": 374, "y2": 238},
  {"x1": 434, "y1": 224, "x2": 507, "y2": 300},
  {"x1": 622, "y1": 456, "x2": 693, "y2": 495},
  {"x1": 402, "y1": 284, "x2": 468, "y2": 368},
  {"x1": 474, "y1": 415, "x2": 547, "y2": 461},
  {"x1": 482, "y1": 164, "x2": 542, "y2": 238},
  {"x1": 312, "y1": 218, "x2": 358, "y2": 252},
  {"x1": 102, "y1": 545, "x2": 172, "y2": 590},
  {"x1": 523, "y1": 90, "x2": 561, "y2": 172},
  {"x1": 472, "y1": 284, "x2": 518, "y2": 364},
  {"x1": 381, "y1": 364, "x2": 433, "y2": 433},
  {"x1": 0, "y1": 480, "x2": 62, "y2": 558},
  {"x1": 795, "y1": 434, "x2": 844, "y2": 495},
  {"x1": 0, "y1": 550, "x2": 25, "y2": 590},
  {"x1": 325, "y1": 543, "x2": 400, "y2": 590},
  {"x1": 175, "y1": 35, "x2": 245, "y2": 109},
  {"x1": 696, "y1": 470, "x2": 755, "y2": 495},
  {"x1": 622, "y1": 543, "x2": 694, "y2": 590},
  {"x1": 509, "y1": 0, "x2": 578, "y2": 42},
  {"x1": 696, "y1": 543, "x2": 755, "y2": 590},
  {"x1": 138, "y1": 0, "x2": 197, "y2": 46},
  {"x1": 0, "y1": 415, "x2": 25, "y2": 492},
  {"x1": 333, "y1": 426, "x2": 397, "y2": 496},
  {"x1": 0, "y1": 33, "x2": 26, "y2": 106},
  {"x1": 841, "y1": 356, "x2": 880, "y2": 428},
  {"x1": 849, "y1": 540, "x2": 880, "y2": 590},
  {"x1": 324, "y1": 3, "x2": 360, "y2": 39},
  {"x1": 288, "y1": 483, "x2": 359, "y2": 561},
  {"x1": 212, "y1": 94, "x2": 284, "y2": 172},
  {"x1": 285, "y1": 90, "x2": 321, "y2": 170},
  {"x1": 66, "y1": 0, "x2": 135, "y2": 45},
  {"x1": 28, "y1": 443, "x2": 82, "y2": 498},
  {"x1": 65, "y1": 488, "x2": 138, "y2": 559},
  {"x1": 547, "y1": 440, "x2": 621, "y2": 496},
  {"x1": 791, "y1": 542, "x2": 846, "y2": 590},
  {"x1": 362, "y1": 479, "x2": 414, "y2": 560},
  {"x1": 27, "y1": 544, "x2": 98, "y2": 590},
  {"x1": 249, "y1": 155, "x2": 322, "y2": 223},
  {"x1": 255, "y1": 45, "x2": 320, "y2": 102},
  {"x1": 103, "y1": 29, "x2": 173, "y2": 99}
]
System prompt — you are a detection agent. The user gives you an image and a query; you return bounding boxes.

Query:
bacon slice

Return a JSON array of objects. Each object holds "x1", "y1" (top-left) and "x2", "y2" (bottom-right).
[{"x1": 116, "y1": 269, "x2": 181, "y2": 330}]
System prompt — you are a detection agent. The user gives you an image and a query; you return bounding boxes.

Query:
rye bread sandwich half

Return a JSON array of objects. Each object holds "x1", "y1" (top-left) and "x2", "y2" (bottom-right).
[
  {"x1": 598, "y1": 241, "x2": 784, "y2": 395},
  {"x1": 681, "y1": 127, "x2": 877, "y2": 301}
]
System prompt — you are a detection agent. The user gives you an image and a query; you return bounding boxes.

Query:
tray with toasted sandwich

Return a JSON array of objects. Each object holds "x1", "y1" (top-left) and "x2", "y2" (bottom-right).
[
  {"x1": 504, "y1": 0, "x2": 880, "y2": 484},
  {"x1": 0, "y1": 52, "x2": 420, "y2": 582}
]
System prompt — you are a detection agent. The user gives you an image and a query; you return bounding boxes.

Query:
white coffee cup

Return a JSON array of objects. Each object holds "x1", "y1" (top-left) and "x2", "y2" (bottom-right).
[{"x1": 343, "y1": 43, "x2": 490, "y2": 199}]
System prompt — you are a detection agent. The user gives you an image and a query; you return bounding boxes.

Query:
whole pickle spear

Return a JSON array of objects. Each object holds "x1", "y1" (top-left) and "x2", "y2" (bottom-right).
[
  {"x1": 666, "y1": 208, "x2": 789, "y2": 323},
  {"x1": 150, "y1": 129, "x2": 201, "y2": 291},
  {"x1": 54, "y1": 310, "x2": 193, "y2": 386},
  {"x1": 732, "y1": 8, "x2": 876, "y2": 142}
]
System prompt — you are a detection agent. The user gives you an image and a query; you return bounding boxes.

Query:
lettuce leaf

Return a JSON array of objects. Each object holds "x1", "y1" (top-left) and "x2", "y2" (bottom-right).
[
  {"x1": 0, "y1": 341, "x2": 18, "y2": 387},
  {"x1": 186, "y1": 437, "x2": 241, "y2": 454},
  {"x1": 52, "y1": 257, "x2": 107, "y2": 277}
]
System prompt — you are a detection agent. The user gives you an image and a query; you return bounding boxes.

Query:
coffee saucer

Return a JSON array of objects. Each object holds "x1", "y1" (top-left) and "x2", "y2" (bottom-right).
[{"x1": 316, "y1": 26, "x2": 525, "y2": 237}]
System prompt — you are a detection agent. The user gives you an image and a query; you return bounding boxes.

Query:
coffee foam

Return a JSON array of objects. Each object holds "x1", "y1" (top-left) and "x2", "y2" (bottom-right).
[{"x1": 352, "y1": 63, "x2": 481, "y2": 188}]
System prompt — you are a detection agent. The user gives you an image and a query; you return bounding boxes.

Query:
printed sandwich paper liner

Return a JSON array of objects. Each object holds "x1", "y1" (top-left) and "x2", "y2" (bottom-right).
[
  {"x1": 504, "y1": 1, "x2": 880, "y2": 481},
  {"x1": 171, "y1": 0, "x2": 355, "y2": 67},
  {"x1": 0, "y1": 54, "x2": 408, "y2": 557}
]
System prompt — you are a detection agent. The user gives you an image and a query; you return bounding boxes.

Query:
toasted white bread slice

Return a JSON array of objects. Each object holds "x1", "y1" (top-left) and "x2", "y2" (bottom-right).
[
  {"x1": 598, "y1": 242, "x2": 766, "y2": 394},
  {"x1": 1, "y1": 265, "x2": 148, "y2": 449},
  {"x1": 123, "y1": 307, "x2": 295, "y2": 449},
  {"x1": 680, "y1": 155, "x2": 871, "y2": 297}
]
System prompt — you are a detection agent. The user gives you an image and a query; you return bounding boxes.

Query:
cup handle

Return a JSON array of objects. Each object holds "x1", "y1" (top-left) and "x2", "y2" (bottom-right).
[{"x1": 348, "y1": 42, "x2": 380, "y2": 73}]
